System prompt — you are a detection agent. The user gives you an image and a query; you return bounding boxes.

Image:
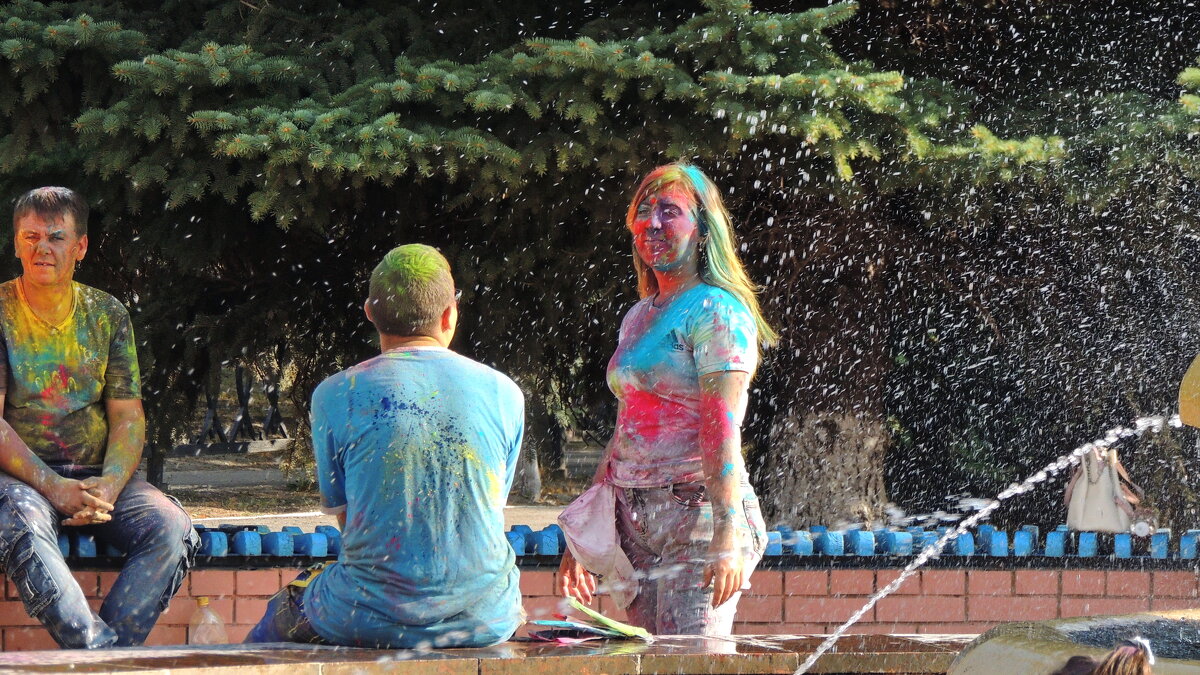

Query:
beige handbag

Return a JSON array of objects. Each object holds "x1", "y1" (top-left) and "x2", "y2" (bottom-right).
[{"x1": 1065, "y1": 447, "x2": 1155, "y2": 535}]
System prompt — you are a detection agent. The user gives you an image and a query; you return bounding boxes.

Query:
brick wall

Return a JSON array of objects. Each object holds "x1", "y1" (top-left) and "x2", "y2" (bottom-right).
[{"x1": 1, "y1": 567, "x2": 1197, "y2": 649}]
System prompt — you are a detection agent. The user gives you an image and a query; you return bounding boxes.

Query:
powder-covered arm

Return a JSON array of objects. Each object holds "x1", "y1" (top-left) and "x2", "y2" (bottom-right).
[
  {"x1": 699, "y1": 370, "x2": 752, "y2": 608},
  {"x1": 0, "y1": 393, "x2": 115, "y2": 524},
  {"x1": 690, "y1": 290, "x2": 758, "y2": 608},
  {"x1": 83, "y1": 397, "x2": 145, "y2": 505},
  {"x1": 81, "y1": 308, "x2": 145, "y2": 511}
]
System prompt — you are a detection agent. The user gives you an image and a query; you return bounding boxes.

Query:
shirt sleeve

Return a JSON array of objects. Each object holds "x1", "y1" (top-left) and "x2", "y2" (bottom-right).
[
  {"x1": 690, "y1": 291, "x2": 759, "y2": 376},
  {"x1": 103, "y1": 307, "x2": 141, "y2": 400},
  {"x1": 311, "y1": 381, "x2": 347, "y2": 514}
]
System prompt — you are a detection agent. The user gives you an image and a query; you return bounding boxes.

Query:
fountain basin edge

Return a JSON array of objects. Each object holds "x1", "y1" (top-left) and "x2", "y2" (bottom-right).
[{"x1": 950, "y1": 609, "x2": 1200, "y2": 674}]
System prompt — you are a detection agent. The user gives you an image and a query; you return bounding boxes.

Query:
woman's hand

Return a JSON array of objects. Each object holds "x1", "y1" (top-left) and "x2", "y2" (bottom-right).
[
  {"x1": 704, "y1": 530, "x2": 745, "y2": 607},
  {"x1": 557, "y1": 547, "x2": 598, "y2": 604}
]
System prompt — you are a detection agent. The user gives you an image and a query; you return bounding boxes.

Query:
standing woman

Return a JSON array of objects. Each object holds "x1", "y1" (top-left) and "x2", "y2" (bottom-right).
[{"x1": 557, "y1": 162, "x2": 777, "y2": 635}]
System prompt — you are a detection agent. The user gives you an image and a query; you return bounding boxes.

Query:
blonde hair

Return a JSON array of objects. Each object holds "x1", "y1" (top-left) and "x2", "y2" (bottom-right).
[
  {"x1": 1094, "y1": 640, "x2": 1154, "y2": 675},
  {"x1": 625, "y1": 162, "x2": 779, "y2": 347}
]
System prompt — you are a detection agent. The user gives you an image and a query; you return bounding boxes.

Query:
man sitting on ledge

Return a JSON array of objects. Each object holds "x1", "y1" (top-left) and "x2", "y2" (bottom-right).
[
  {"x1": 246, "y1": 243, "x2": 525, "y2": 648},
  {"x1": 0, "y1": 187, "x2": 198, "y2": 648}
]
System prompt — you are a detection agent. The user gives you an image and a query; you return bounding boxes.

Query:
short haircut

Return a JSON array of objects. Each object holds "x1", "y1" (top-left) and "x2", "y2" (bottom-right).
[
  {"x1": 367, "y1": 244, "x2": 455, "y2": 337},
  {"x1": 13, "y1": 187, "x2": 89, "y2": 237}
]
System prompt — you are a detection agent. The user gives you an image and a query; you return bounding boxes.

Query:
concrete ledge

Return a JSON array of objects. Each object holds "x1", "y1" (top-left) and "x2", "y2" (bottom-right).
[{"x1": 0, "y1": 635, "x2": 972, "y2": 674}]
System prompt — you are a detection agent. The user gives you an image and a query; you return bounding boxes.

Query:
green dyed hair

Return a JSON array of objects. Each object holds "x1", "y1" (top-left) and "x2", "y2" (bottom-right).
[
  {"x1": 626, "y1": 162, "x2": 779, "y2": 347},
  {"x1": 368, "y1": 244, "x2": 455, "y2": 337}
]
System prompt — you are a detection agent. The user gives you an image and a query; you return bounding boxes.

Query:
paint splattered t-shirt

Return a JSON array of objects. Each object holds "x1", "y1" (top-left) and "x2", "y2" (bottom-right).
[
  {"x1": 0, "y1": 280, "x2": 140, "y2": 467},
  {"x1": 606, "y1": 283, "x2": 758, "y2": 488},
  {"x1": 304, "y1": 347, "x2": 525, "y2": 648}
]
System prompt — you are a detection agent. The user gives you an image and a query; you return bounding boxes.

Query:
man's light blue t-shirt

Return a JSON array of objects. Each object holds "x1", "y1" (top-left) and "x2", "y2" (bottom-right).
[{"x1": 303, "y1": 346, "x2": 525, "y2": 648}]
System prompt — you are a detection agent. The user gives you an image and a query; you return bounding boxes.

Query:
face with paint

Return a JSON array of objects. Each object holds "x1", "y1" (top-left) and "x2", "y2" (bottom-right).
[
  {"x1": 14, "y1": 212, "x2": 87, "y2": 289},
  {"x1": 629, "y1": 185, "x2": 702, "y2": 275}
]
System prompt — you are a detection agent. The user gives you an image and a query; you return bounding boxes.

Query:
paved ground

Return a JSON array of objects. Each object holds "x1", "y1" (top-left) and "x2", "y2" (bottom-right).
[
  {"x1": 189, "y1": 504, "x2": 564, "y2": 532},
  {"x1": 164, "y1": 450, "x2": 575, "y2": 532}
]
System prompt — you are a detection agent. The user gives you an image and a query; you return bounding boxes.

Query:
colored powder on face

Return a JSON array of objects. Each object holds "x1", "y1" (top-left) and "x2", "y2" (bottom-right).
[{"x1": 721, "y1": 462, "x2": 735, "y2": 477}]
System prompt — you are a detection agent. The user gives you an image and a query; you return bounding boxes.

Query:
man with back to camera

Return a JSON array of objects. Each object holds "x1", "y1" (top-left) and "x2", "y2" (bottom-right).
[
  {"x1": 0, "y1": 187, "x2": 199, "y2": 648},
  {"x1": 246, "y1": 243, "x2": 525, "y2": 648}
]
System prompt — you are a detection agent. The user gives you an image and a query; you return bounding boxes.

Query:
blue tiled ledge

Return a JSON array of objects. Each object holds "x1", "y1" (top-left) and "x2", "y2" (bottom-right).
[{"x1": 50, "y1": 522, "x2": 1200, "y2": 570}]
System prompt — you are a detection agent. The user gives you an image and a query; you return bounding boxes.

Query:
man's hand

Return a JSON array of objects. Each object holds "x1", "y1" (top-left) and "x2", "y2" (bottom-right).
[
  {"x1": 557, "y1": 547, "x2": 597, "y2": 604},
  {"x1": 80, "y1": 475, "x2": 122, "y2": 508},
  {"x1": 703, "y1": 532, "x2": 746, "y2": 608},
  {"x1": 44, "y1": 477, "x2": 114, "y2": 526},
  {"x1": 61, "y1": 506, "x2": 112, "y2": 527}
]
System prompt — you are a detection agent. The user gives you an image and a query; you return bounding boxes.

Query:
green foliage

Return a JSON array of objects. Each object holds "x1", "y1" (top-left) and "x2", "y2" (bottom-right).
[{"x1": 0, "y1": 0, "x2": 1197, "y2": 526}]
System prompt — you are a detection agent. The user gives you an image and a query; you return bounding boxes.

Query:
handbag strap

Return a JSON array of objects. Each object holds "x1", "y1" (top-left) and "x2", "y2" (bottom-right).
[{"x1": 1110, "y1": 450, "x2": 1147, "y2": 500}]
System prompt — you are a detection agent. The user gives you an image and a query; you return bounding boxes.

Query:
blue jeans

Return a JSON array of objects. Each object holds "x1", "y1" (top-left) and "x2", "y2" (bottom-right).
[{"x1": 0, "y1": 468, "x2": 199, "y2": 648}]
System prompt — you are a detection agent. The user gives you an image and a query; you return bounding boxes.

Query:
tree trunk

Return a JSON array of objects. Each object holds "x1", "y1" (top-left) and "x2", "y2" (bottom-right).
[
  {"x1": 512, "y1": 446, "x2": 542, "y2": 502},
  {"x1": 763, "y1": 412, "x2": 890, "y2": 527}
]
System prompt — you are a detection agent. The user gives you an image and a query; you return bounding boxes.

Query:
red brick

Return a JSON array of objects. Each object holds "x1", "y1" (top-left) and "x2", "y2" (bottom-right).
[
  {"x1": 922, "y1": 570, "x2": 965, "y2": 595},
  {"x1": 875, "y1": 570, "x2": 920, "y2": 595},
  {"x1": 784, "y1": 570, "x2": 828, "y2": 596},
  {"x1": 596, "y1": 595, "x2": 628, "y2": 623},
  {"x1": 737, "y1": 595, "x2": 783, "y2": 623},
  {"x1": 1107, "y1": 571, "x2": 1150, "y2": 597},
  {"x1": 1015, "y1": 570, "x2": 1059, "y2": 596},
  {"x1": 5, "y1": 577, "x2": 19, "y2": 600},
  {"x1": 968, "y1": 595, "x2": 1057, "y2": 622},
  {"x1": 830, "y1": 569, "x2": 874, "y2": 596},
  {"x1": 99, "y1": 572, "x2": 120, "y2": 597},
  {"x1": 225, "y1": 623, "x2": 253, "y2": 643},
  {"x1": 877, "y1": 596, "x2": 965, "y2": 623},
  {"x1": 734, "y1": 622, "x2": 827, "y2": 635},
  {"x1": 5, "y1": 626, "x2": 58, "y2": 650},
  {"x1": 71, "y1": 571, "x2": 99, "y2": 598},
  {"x1": 785, "y1": 596, "x2": 872, "y2": 624},
  {"x1": 519, "y1": 571, "x2": 556, "y2": 597},
  {"x1": 144, "y1": 624, "x2": 187, "y2": 647},
  {"x1": 1153, "y1": 572, "x2": 1199, "y2": 598},
  {"x1": 748, "y1": 570, "x2": 783, "y2": 596},
  {"x1": 234, "y1": 596, "x2": 271, "y2": 625},
  {"x1": 189, "y1": 570, "x2": 235, "y2": 598},
  {"x1": 1061, "y1": 597, "x2": 1149, "y2": 617},
  {"x1": 852, "y1": 622, "x2": 920, "y2": 634},
  {"x1": 1150, "y1": 597, "x2": 1199, "y2": 611},
  {"x1": 235, "y1": 570, "x2": 282, "y2": 597},
  {"x1": 0, "y1": 600, "x2": 41, "y2": 626},
  {"x1": 916, "y1": 622, "x2": 996, "y2": 635},
  {"x1": 1062, "y1": 571, "x2": 1105, "y2": 596},
  {"x1": 523, "y1": 595, "x2": 570, "y2": 620},
  {"x1": 159, "y1": 596, "x2": 233, "y2": 627},
  {"x1": 967, "y1": 571, "x2": 1012, "y2": 596}
]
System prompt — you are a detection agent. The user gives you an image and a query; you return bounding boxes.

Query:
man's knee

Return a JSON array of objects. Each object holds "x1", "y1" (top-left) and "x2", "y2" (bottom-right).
[
  {"x1": 147, "y1": 502, "x2": 198, "y2": 559},
  {"x1": 117, "y1": 486, "x2": 197, "y2": 555},
  {"x1": 0, "y1": 482, "x2": 59, "y2": 552}
]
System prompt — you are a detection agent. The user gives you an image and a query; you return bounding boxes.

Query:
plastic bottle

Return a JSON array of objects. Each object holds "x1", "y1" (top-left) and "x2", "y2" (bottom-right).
[{"x1": 188, "y1": 596, "x2": 229, "y2": 645}]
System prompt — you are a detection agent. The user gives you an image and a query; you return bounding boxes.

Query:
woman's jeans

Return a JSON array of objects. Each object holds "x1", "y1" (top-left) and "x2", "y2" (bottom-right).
[
  {"x1": 0, "y1": 467, "x2": 199, "y2": 648},
  {"x1": 616, "y1": 481, "x2": 767, "y2": 635}
]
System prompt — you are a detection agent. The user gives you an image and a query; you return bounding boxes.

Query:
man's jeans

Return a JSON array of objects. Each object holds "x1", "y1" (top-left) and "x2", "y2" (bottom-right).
[{"x1": 0, "y1": 468, "x2": 199, "y2": 648}]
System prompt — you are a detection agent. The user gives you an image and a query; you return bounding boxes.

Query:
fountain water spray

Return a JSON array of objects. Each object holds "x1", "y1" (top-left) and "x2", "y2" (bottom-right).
[{"x1": 794, "y1": 414, "x2": 1180, "y2": 675}]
